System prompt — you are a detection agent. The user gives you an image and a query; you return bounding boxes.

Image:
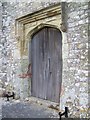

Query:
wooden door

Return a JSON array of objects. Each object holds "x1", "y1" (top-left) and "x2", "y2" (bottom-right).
[{"x1": 31, "y1": 27, "x2": 62, "y2": 103}]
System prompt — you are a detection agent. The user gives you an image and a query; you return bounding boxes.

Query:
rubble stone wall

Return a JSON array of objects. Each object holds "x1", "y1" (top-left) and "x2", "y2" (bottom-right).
[
  {"x1": 0, "y1": 1, "x2": 89, "y2": 118},
  {"x1": 60, "y1": 2, "x2": 89, "y2": 118},
  {"x1": 0, "y1": 0, "x2": 60, "y2": 99}
]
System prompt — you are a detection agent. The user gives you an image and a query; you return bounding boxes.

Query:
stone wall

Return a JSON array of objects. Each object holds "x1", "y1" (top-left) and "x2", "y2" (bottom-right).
[
  {"x1": 15, "y1": 3, "x2": 62, "y2": 99},
  {"x1": 60, "y1": 2, "x2": 89, "y2": 118},
  {"x1": 0, "y1": 1, "x2": 3, "y2": 96},
  {"x1": 88, "y1": 1, "x2": 90, "y2": 118},
  {"x1": 0, "y1": 0, "x2": 89, "y2": 118},
  {"x1": 0, "y1": 0, "x2": 60, "y2": 98}
]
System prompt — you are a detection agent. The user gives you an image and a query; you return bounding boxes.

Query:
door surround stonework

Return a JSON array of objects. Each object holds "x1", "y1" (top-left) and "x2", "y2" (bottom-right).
[
  {"x1": 15, "y1": 3, "x2": 66, "y2": 56},
  {"x1": 15, "y1": 3, "x2": 67, "y2": 106}
]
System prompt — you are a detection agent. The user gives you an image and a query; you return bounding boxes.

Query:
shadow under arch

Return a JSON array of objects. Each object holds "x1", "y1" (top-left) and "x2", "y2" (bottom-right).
[{"x1": 26, "y1": 23, "x2": 62, "y2": 41}]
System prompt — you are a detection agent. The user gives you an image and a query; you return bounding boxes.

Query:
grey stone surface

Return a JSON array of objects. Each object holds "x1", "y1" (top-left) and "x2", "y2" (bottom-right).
[
  {"x1": 2, "y1": 99, "x2": 59, "y2": 118},
  {"x1": 0, "y1": 1, "x2": 89, "y2": 118},
  {"x1": 60, "y1": 2, "x2": 89, "y2": 118}
]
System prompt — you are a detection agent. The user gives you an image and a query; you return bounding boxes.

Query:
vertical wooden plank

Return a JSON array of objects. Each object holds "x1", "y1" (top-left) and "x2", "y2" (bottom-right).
[
  {"x1": 49, "y1": 28, "x2": 54, "y2": 101},
  {"x1": 46, "y1": 27, "x2": 52, "y2": 101},
  {"x1": 43, "y1": 27, "x2": 47, "y2": 100},
  {"x1": 42, "y1": 28, "x2": 46, "y2": 99},
  {"x1": 54, "y1": 28, "x2": 62, "y2": 103},
  {"x1": 36, "y1": 33, "x2": 40, "y2": 98},
  {"x1": 38, "y1": 29, "x2": 43, "y2": 99}
]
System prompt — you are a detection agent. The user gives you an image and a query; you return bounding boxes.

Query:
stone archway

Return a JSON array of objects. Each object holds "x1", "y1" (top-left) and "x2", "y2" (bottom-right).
[
  {"x1": 29, "y1": 26, "x2": 62, "y2": 103},
  {"x1": 15, "y1": 3, "x2": 66, "y2": 104}
]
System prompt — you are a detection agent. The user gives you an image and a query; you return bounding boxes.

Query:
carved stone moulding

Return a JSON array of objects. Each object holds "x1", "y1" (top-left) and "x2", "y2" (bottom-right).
[{"x1": 15, "y1": 3, "x2": 65, "y2": 55}]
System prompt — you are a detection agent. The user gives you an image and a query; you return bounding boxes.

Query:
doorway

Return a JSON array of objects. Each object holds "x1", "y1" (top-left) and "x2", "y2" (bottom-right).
[{"x1": 31, "y1": 27, "x2": 62, "y2": 103}]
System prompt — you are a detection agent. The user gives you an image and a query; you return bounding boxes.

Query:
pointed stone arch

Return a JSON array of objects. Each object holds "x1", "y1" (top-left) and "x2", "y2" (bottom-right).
[
  {"x1": 15, "y1": 3, "x2": 68, "y2": 105},
  {"x1": 27, "y1": 23, "x2": 62, "y2": 68},
  {"x1": 29, "y1": 26, "x2": 62, "y2": 102},
  {"x1": 26, "y1": 23, "x2": 62, "y2": 41},
  {"x1": 15, "y1": 3, "x2": 64, "y2": 55}
]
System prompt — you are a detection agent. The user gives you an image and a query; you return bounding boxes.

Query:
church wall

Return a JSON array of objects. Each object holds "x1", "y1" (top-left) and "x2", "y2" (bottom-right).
[
  {"x1": 60, "y1": 2, "x2": 89, "y2": 117},
  {"x1": 0, "y1": 1, "x2": 89, "y2": 118}
]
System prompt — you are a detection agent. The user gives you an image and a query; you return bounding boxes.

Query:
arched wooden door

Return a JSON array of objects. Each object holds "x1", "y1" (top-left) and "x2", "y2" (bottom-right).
[{"x1": 31, "y1": 27, "x2": 62, "y2": 103}]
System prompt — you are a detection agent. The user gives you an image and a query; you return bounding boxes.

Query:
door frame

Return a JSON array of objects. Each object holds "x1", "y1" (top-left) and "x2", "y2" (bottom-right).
[
  {"x1": 15, "y1": 3, "x2": 68, "y2": 108},
  {"x1": 28, "y1": 24, "x2": 62, "y2": 103}
]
